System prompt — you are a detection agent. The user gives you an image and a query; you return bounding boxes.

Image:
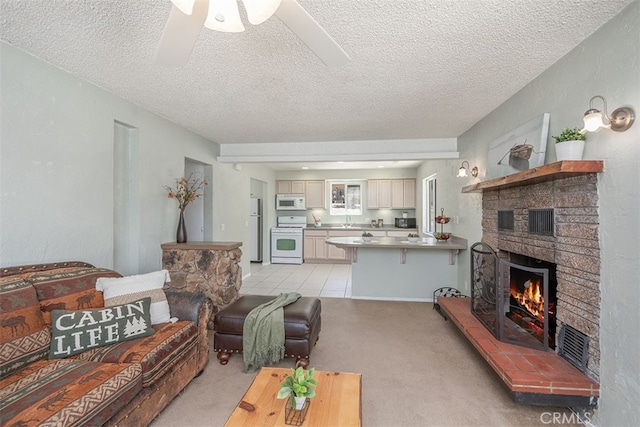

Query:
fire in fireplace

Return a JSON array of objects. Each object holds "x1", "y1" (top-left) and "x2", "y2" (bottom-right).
[
  {"x1": 506, "y1": 255, "x2": 557, "y2": 349},
  {"x1": 470, "y1": 243, "x2": 557, "y2": 351}
]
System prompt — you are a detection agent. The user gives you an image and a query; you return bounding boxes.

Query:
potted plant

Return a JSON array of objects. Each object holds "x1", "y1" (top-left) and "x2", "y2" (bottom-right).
[
  {"x1": 407, "y1": 232, "x2": 419, "y2": 242},
  {"x1": 552, "y1": 127, "x2": 586, "y2": 161},
  {"x1": 277, "y1": 367, "x2": 317, "y2": 410},
  {"x1": 361, "y1": 231, "x2": 373, "y2": 242}
]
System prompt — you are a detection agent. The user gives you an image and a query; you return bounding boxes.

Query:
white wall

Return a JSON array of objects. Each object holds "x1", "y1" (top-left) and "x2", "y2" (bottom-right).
[
  {"x1": 0, "y1": 42, "x2": 276, "y2": 277},
  {"x1": 436, "y1": 3, "x2": 639, "y2": 424}
]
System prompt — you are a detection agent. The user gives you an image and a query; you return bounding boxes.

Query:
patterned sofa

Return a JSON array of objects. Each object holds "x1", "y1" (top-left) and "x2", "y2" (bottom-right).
[{"x1": 0, "y1": 262, "x2": 213, "y2": 426}]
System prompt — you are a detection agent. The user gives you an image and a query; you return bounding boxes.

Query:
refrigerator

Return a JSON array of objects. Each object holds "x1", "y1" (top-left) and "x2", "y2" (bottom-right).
[{"x1": 249, "y1": 198, "x2": 263, "y2": 262}]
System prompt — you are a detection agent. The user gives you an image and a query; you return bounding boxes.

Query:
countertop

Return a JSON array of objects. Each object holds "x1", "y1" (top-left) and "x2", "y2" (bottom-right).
[
  {"x1": 325, "y1": 235, "x2": 468, "y2": 250},
  {"x1": 161, "y1": 241, "x2": 242, "y2": 250},
  {"x1": 306, "y1": 224, "x2": 417, "y2": 231}
]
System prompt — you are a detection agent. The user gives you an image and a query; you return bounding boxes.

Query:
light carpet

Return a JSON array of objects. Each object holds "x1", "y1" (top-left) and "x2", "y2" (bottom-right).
[{"x1": 151, "y1": 297, "x2": 580, "y2": 426}]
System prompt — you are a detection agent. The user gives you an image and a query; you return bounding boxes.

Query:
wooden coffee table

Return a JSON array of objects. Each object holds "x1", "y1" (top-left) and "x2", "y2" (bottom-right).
[{"x1": 225, "y1": 367, "x2": 362, "y2": 426}]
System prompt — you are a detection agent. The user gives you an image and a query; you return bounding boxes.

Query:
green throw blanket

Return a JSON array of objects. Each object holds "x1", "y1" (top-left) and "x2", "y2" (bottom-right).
[{"x1": 242, "y1": 292, "x2": 302, "y2": 372}]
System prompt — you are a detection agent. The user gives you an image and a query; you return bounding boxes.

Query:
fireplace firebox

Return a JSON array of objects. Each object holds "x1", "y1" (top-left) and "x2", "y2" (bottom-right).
[{"x1": 471, "y1": 242, "x2": 556, "y2": 351}]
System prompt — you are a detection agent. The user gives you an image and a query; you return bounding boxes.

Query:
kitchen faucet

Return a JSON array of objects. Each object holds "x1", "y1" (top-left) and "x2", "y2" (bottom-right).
[{"x1": 345, "y1": 215, "x2": 352, "y2": 226}]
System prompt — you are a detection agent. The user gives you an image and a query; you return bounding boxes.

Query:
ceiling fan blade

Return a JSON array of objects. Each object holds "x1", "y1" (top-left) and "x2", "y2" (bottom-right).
[
  {"x1": 155, "y1": 0, "x2": 208, "y2": 67},
  {"x1": 242, "y1": 0, "x2": 282, "y2": 25},
  {"x1": 274, "y1": 0, "x2": 350, "y2": 66}
]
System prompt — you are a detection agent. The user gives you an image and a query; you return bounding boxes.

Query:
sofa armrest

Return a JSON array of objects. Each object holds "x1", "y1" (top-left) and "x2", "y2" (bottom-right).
[
  {"x1": 165, "y1": 291, "x2": 213, "y2": 374},
  {"x1": 165, "y1": 291, "x2": 212, "y2": 324}
]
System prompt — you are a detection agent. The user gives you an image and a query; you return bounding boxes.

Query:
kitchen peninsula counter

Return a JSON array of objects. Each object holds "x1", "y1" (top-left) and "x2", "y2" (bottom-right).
[
  {"x1": 325, "y1": 236, "x2": 468, "y2": 301},
  {"x1": 326, "y1": 235, "x2": 467, "y2": 251}
]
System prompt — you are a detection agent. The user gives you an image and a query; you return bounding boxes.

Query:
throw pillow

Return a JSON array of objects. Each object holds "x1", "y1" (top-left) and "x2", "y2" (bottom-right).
[
  {"x1": 49, "y1": 297, "x2": 154, "y2": 359},
  {"x1": 95, "y1": 270, "x2": 171, "y2": 325}
]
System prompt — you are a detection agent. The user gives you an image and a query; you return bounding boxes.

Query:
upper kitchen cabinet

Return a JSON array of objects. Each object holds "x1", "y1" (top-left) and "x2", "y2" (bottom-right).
[
  {"x1": 391, "y1": 179, "x2": 416, "y2": 209},
  {"x1": 305, "y1": 180, "x2": 325, "y2": 209},
  {"x1": 367, "y1": 180, "x2": 392, "y2": 209},
  {"x1": 277, "y1": 180, "x2": 305, "y2": 194},
  {"x1": 369, "y1": 179, "x2": 418, "y2": 209}
]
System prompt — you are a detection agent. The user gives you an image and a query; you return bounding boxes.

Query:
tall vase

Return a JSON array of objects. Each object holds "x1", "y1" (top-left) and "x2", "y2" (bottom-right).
[{"x1": 176, "y1": 210, "x2": 187, "y2": 243}]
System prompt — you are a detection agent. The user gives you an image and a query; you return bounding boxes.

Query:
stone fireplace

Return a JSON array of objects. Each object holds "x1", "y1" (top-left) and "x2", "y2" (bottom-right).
[{"x1": 476, "y1": 168, "x2": 602, "y2": 380}]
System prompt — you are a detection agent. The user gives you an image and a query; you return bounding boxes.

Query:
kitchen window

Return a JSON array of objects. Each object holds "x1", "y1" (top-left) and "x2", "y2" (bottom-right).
[
  {"x1": 422, "y1": 174, "x2": 437, "y2": 233},
  {"x1": 329, "y1": 181, "x2": 362, "y2": 216}
]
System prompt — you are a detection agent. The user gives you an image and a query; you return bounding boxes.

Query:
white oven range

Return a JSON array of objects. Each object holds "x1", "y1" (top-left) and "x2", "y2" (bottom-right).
[{"x1": 271, "y1": 216, "x2": 306, "y2": 264}]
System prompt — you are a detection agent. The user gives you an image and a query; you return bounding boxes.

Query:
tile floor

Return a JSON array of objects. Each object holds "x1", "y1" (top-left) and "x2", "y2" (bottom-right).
[{"x1": 241, "y1": 262, "x2": 351, "y2": 298}]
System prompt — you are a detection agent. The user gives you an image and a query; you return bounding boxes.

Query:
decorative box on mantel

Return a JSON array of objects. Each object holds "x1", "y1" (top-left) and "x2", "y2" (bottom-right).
[{"x1": 161, "y1": 241, "x2": 243, "y2": 329}]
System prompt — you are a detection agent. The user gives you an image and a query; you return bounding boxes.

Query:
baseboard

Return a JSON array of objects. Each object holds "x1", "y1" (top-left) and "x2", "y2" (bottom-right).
[{"x1": 350, "y1": 296, "x2": 433, "y2": 303}]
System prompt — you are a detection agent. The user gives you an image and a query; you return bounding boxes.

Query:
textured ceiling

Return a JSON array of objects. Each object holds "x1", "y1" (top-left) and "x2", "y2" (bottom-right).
[{"x1": 0, "y1": 0, "x2": 633, "y2": 169}]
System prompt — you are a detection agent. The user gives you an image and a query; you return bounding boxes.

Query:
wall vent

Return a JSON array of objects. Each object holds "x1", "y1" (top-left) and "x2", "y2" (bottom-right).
[
  {"x1": 498, "y1": 210, "x2": 514, "y2": 231},
  {"x1": 528, "y1": 209, "x2": 554, "y2": 235},
  {"x1": 558, "y1": 324, "x2": 589, "y2": 372}
]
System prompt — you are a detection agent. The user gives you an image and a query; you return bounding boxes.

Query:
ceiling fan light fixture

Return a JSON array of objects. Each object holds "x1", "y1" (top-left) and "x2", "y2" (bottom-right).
[
  {"x1": 204, "y1": 0, "x2": 245, "y2": 32},
  {"x1": 170, "y1": 0, "x2": 196, "y2": 15},
  {"x1": 242, "y1": 0, "x2": 282, "y2": 25}
]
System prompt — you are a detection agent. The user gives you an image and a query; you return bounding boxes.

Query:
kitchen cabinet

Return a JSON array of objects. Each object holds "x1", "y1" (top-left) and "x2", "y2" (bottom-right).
[
  {"x1": 304, "y1": 228, "x2": 416, "y2": 263},
  {"x1": 305, "y1": 180, "x2": 325, "y2": 209},
  {"x1": 367, "y1": 180, "x2": 391, "y2": 209},
  {"x1": 277, "y1": 180, "x2": 305, "y2": 194},
  {"x1": 403, "y1": 179, "x2": 416, "y2": 208},
  {"x1": 304, "y1": 230, "x2": 327, "y2": 261},
  {"x1": 327, "y1": 230, "x2": 354, "y2": 261},
  {"x1": 391, "y1": 180, "x2": 404, "y2": 208},
  {"x1": 391, "y1": 179, "x2": 416, "y2": 209},
  {"x1": 304, "y1": 229, "x2": 348, "y2": 262},
  {"x1": 327, "y1": 243, "x2": 346, "y2": 261},
  {"x1": 367, "y1": 180, "x2": 379, "y2": 208}
]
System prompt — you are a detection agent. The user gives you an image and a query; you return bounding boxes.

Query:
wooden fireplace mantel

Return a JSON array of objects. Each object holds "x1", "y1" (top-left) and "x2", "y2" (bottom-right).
[{"x1": 461, "y1": 160, "x2": 604, "y2": 193}]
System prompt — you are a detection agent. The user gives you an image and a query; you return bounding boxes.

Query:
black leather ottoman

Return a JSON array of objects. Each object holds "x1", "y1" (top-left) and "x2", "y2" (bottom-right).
[{"x1": 213, "y1": 295, "x2": 321, "y2": 368}]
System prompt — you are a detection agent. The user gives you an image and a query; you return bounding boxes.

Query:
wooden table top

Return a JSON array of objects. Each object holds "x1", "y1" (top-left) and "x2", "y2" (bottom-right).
[{"x1": 225, "y1": 367, "x2": 362, "y2": 427}]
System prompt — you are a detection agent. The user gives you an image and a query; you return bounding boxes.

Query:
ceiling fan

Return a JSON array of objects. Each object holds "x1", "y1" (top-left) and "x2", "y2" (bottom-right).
[{"x1": 156, "y1": 0, "x2": 350, "y2": 67}]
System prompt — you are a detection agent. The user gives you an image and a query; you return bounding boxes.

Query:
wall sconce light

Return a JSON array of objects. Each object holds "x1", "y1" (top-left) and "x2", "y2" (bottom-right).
[
  {"x1": 579, "y1": 95, "x2": 635, "y2": 134},
  {"x1": 457, "y1": 161, "x2": 478, "y2": 178}
]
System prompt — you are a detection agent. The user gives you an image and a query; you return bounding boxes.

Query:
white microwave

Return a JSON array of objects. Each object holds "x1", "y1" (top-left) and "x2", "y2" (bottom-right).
[{"x1": 276, "y1": 194, "x2": 306, "y2": 210}]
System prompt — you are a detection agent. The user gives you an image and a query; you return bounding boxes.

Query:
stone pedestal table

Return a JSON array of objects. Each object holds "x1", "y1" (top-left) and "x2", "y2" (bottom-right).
[{"x1": 161, "y1": 241, "x2": 242, "y2": 329}]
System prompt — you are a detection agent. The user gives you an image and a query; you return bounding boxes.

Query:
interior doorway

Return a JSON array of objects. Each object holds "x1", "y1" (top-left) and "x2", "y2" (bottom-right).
[{"x1": 184, "y1": 158, "x2": 212, "y2": 241}]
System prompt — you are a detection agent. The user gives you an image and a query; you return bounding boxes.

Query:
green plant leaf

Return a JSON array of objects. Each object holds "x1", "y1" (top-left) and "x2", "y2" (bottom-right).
[
  {"x1": 552, "y1": 127, "x2": 586, "y2": 142},
  {"x1": 277, "y1": 387, "x2": 292, "y2": 399}
]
